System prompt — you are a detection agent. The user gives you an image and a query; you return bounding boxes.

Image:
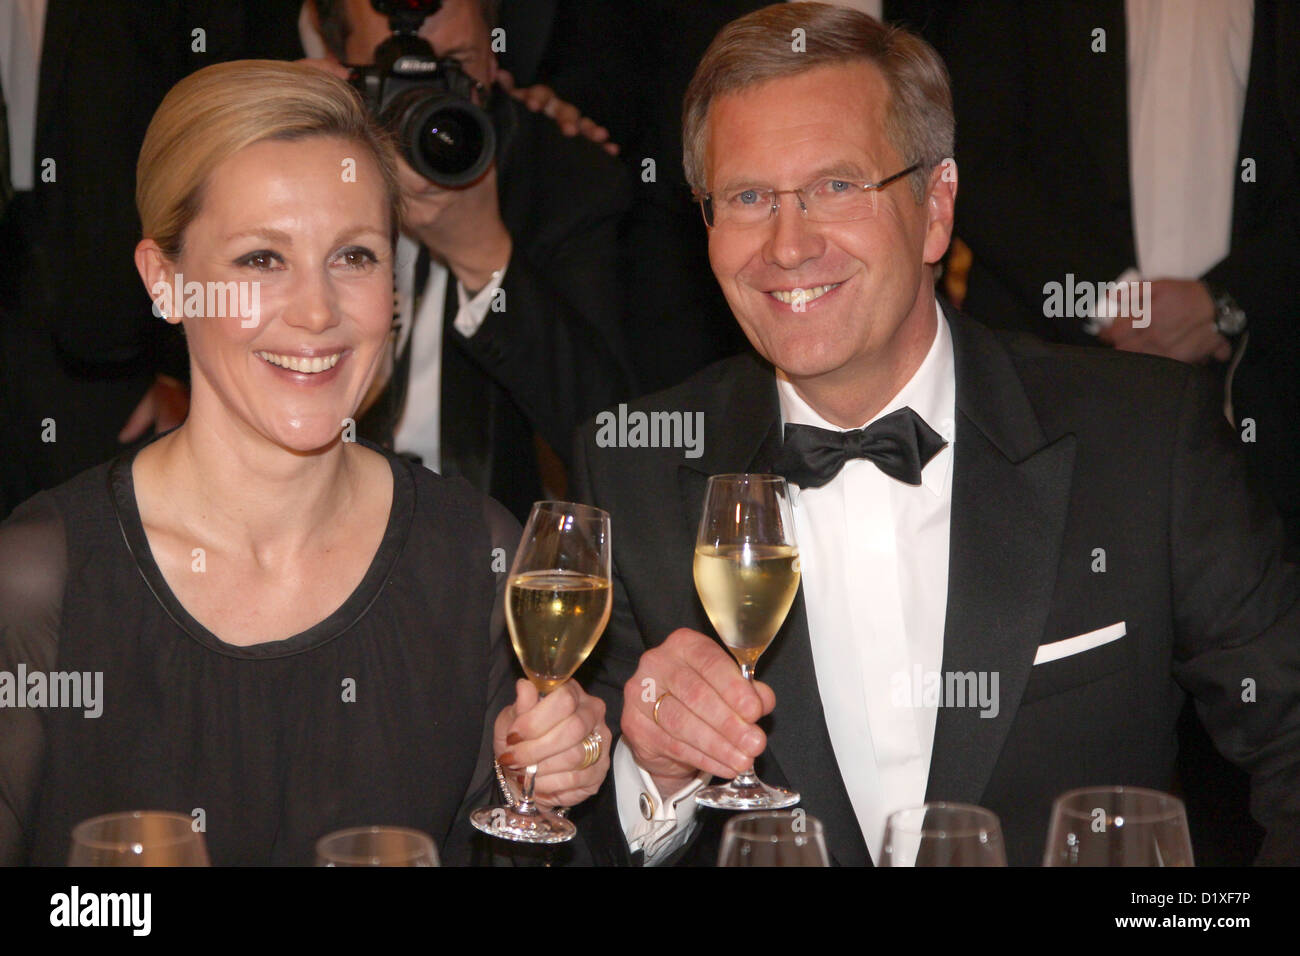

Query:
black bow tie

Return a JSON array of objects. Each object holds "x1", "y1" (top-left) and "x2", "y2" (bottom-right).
[{"x1": 772, "y1": 406, "x2": 948, "y2": 489}]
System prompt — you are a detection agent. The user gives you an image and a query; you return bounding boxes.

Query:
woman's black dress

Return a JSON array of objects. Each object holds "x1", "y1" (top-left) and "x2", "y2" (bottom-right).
[{"x1": 0, "y1": 437, "x2": 519, "y2": 865}]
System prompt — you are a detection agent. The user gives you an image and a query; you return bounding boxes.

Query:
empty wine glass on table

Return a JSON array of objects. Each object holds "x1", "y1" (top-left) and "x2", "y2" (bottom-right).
[
  {"x1": 470, "y1": 500, "x2": 613, "y2": 844},
  {"x1": 880, "y1": 803, "x2": 1007, "y2": 866},
  {"x1": 316, "y1": 826, "x2": 439, "y2": 866},
  {"x1": 718, "y1": 811, "x2": 830, "y2": 866},
  {"x1": 68, "y1": 811, "x2": 210, "y2": 866},
  {"x1": 1043, "y1": 786, "x2": 1194, "y2": 866},
  {"x1": 693, "y1": 474, "x2": 802, "y2": 810}
]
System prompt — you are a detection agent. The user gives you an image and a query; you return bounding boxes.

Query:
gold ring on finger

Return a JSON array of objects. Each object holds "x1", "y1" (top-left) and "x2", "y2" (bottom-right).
[
  {"x1": 579, "y1": 730, "x2": 604, "y2": 769},
  {"x1": 653, "y1": 691, "x2": 673, "y2": 726}
]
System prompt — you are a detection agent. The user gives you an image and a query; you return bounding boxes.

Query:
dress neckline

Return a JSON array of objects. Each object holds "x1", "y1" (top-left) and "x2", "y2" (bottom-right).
[{"x1": 107, "y1": 434, "x2": 414, "y2": 660}]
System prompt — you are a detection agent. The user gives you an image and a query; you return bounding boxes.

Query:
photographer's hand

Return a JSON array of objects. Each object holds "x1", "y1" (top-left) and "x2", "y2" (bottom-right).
[{"x1": 399, "y1": 156, "x2": 512, "y2": 291}]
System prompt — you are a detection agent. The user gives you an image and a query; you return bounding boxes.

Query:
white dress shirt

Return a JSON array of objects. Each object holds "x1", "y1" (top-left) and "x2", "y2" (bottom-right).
[
  {"x1": 1126, "y1": 0, "x2": 1253, "y2": 281},
  {"x1": 389, "y1": 233, "x2": 506, "y2": 471},
  {"x1": 1, "y1": 0, "x2": 47, "y2": 191},
  {"x1": 618, "y1": 299, "x2": 956, "y2": 864}
]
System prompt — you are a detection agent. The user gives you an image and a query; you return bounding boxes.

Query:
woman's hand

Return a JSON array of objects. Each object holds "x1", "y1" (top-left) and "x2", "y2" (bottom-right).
[{"x1": 494, "y1": 679, "x2": 610, "y2": 809}]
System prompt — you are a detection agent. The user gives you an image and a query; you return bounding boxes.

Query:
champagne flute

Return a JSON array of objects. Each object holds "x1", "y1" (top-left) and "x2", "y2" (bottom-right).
[
  {"x1": 880, "y1": 803, "x2": 1007, "y2": 866},
  {"x1": 1043, "y1": 786, "x2": 1194, "y2": 866},
  {"x1": 718, "y1": 811, "x2": 830, "y2": 866},
  {"x1": 470, "y1": 500, "x2": 612, "y2": 844},
  {"x1": 68, "y1": 811, "x2": 210, "y2": 866},
  {"x1": 693, "y1": 474, "x2": 801, "y2": 810},
  {"x1": 316, "y1": 826, "x2": 440, "y2": 866}
]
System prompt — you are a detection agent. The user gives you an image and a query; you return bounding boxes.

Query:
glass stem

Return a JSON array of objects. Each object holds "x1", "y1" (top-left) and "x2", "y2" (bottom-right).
[
  {"x1": 735, "y1": 663, "x2": 760, "y2": 787},
  {"x1": 516, "y1": 764, "x2": 540, "y2": 816}
]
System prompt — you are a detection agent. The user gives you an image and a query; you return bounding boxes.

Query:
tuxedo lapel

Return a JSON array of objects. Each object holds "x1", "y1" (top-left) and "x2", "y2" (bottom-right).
[
  {"x1": 676, "y1": 354, "x2": 871, "y2": 866},
  {"x1": 925, "y1": 310, "x2": 1077, "y2": 806}
]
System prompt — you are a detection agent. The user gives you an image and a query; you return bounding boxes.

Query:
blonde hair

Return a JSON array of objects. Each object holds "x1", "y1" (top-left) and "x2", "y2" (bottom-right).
[
  {"x1": 137, "y1": 59, "x2": 401, "y2": 258},
  {"x1": 682, "y1": 3, "x2": 954, "y2": 202}
]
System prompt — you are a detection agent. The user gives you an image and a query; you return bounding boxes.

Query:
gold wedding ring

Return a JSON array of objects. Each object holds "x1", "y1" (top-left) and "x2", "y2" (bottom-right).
[
  {"x1": 579, "y1": 731, "x2": 604, "y2": 769},
  {"x1": 653, "y1": 691, "x2": 673, "y2": 726}
]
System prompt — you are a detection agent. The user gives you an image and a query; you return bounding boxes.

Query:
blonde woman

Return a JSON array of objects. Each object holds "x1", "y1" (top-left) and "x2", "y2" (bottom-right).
[{"x1": 0, "y1": 60, "x2": 610, "y2": 865}]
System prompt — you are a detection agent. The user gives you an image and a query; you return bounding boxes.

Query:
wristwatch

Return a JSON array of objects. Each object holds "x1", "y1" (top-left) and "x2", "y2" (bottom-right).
[{"x1": 1205, "y1": 282, "x2": 1247, "y2": 338}]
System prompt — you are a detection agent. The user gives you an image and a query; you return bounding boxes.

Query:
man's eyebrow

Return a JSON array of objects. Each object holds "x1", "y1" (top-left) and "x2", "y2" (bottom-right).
[{"x1": 714, "y1": 163, "x2": 876, "y2": 194}]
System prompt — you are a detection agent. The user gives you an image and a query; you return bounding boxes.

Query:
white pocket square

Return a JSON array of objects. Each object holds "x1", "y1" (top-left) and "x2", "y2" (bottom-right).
[{"x1": 1033, "y1": 621, "x2": 1127, "y2": 665}]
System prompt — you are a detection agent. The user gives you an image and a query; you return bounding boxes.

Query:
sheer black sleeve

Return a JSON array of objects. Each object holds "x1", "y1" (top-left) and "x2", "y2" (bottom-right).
[
  {"x1": 442, "y1": 495, "x2": 522, "y2": 864},
  {"x1": 0, "y1": 493, "x2": 67, "y2": 866}
]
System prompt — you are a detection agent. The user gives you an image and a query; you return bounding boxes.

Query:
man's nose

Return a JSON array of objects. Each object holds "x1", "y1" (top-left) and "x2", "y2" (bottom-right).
[{"x1": 763, "y1": 196, "x2": 825, "y2": 270}]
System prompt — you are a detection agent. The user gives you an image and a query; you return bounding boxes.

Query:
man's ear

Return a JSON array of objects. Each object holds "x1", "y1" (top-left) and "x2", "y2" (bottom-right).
[
  {"x1": 922, "y1": 157, "x2": 957, "y2": 266},
  {"x1": 135, "y1": 239, "x2": 181, "y2": 325}
]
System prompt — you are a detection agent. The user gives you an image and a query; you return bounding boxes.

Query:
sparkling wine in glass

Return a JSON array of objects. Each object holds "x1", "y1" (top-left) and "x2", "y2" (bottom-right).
[
  {"x1": 68, "y1": 811, "x2": 210, "y2": 866},
  {"x1": 693, "y1": 474, "x2": 801, "y2": 810},
  {"x1": 470, "y1": 500, "x2": 612, "y2": 844},
  {"x1": 880, "y1": 803, "x2": 1007, "y2": 866},
  {"x1": 1043, "y1": 786, "x2": 1194, "y2": 866},
  {"x1": 718, "y1": 811, "x2": 830, "y2": 866},
  {"x1": 316, "y1": 826, "x2": 439, "y2": 866}
]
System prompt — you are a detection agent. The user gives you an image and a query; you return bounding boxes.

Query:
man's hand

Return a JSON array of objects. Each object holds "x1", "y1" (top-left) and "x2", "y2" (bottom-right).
[
  {"x1": 1098, "y1": 278, "x2": 1231, "y2": 364},
  {"x1": 497, "y1": 69, "x2": 619, "y2": 156},
  {"x1": 118, "y1": 374, "x2": 189, "y2": 443},
  {"x1": 495, "y1": 679, "x2": 611, "y2": 808},
  {"x1": 621, "y1": 628, "x2": 775, "y2": 797},
  {"x1": 397, "y1": 156, "x2": 512, "y2": 292}
]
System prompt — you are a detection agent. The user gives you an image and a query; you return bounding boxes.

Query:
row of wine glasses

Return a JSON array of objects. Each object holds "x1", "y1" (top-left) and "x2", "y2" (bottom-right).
[
  {"x1": 67, "y1": 814, "x2": 441, "y2": 866},
  {"x1": 717, "y1": 786, "x2": 1195, "y2": 866}
]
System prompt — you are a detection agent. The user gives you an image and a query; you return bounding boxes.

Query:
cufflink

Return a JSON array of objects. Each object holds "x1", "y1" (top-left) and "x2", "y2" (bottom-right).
[{"x1": 639, "y1": 792, "x2": 656, "y2": 820}]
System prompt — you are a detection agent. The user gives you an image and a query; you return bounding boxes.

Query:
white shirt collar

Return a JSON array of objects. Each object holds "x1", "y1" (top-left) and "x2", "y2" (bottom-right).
[{"x1": 775, "y1": 297, "x2": 956, "y2": 497}]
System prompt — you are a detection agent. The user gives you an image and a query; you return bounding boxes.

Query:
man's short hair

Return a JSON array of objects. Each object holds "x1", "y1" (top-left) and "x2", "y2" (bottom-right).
[
  {"x1": 314, "y1": 0, "x2": 499, "y2": 62},
  {"x1": 682, "y1": 2, "x2": 954, "y2": 203}
]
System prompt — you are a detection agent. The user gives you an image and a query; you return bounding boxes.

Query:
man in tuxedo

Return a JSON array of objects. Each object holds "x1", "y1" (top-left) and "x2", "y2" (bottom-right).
[
  {"x1": 937, "y1": 1, "x2": 1300, "y2": 554},
  {"x1": 571, "y1": 3, "x2": 1300, "y2": 865},
  {"x1": 306, "y1": 0, "x2": 634, "y2": 519}
]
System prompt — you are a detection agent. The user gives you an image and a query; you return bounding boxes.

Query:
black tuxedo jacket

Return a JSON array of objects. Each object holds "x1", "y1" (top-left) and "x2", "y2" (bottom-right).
[
  {"x1": 572, "y1": 305, "x2": 1300, "y2": 866},
  {"x1": 361, "y1": 93, "x2": 635, "y2": 521},
  {"x1": 938, "y1": 0, "x2": 1300, "y2": 545}
]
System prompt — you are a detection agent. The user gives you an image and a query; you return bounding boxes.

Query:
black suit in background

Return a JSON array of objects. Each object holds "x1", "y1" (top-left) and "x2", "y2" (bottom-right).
[
  {"x1": 360, "y1": 91, "x2": 634, "y2": 521},
  {"x1": 936, "y1": 0, "x2": 1300, "y2": 552},
  {"x1": 532, "y1": 0, "x2": 941, "y2": 393},
  {"x1": 572, "y1": 305, "x2": 1300, "y2": 866},
  {"x1": 0, "y1": 0, "x2": 305, "y2": 519}
]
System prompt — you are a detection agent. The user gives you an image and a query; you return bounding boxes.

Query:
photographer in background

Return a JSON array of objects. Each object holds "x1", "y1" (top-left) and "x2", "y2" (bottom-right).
[{"x1": 303, "y1": 0, "x2": 634, "y2": 520}]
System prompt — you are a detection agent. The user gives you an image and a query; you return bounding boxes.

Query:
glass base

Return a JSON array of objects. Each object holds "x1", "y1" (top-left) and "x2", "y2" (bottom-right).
[
  {"x1": 469, "y1": 806, "x2": 575, "y2": 844},
  {"x1": 695, "y1": 779, "x2": 801, "y2": 811}
]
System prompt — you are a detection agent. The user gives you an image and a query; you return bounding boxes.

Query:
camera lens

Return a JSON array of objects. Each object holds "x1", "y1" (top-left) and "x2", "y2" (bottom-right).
[{"x1": 395, "y1": 94, "x2": 495, "y2": 187}]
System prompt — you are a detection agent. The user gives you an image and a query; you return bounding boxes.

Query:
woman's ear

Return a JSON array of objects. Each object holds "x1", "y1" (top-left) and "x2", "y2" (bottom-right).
[{"x1": 135, "y1": 239, "x2": 181, "y2": 326}]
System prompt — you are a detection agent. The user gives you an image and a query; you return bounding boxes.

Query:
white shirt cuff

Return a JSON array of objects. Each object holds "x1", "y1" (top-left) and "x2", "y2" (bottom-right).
[
  {"x1": 613, "y1": 737, "x2": 708, "y2": 865},
  {"x1": 453, "y1": 265, "x2": 508, "y2": 338}
]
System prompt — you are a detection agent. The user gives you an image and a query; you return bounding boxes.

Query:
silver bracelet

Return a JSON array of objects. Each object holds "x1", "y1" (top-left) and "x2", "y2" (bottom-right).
[{"x1": 493, "y1": 758, "x2": 516, "y2": 808}]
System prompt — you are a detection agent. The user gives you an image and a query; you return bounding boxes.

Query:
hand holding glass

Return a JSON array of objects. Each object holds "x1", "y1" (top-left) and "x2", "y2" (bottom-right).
[
  {"x1": 693, "y1": 474, "x2": 801, "y2": 810},
  {"x1": 470, "y1": 501, "x2": 612, "y2": 844}
]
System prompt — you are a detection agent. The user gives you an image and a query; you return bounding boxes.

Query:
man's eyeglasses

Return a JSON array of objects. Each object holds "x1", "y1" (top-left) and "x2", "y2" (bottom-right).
[{"x1": 698, "y1": 164, "x2": 921, "y2": 228}]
